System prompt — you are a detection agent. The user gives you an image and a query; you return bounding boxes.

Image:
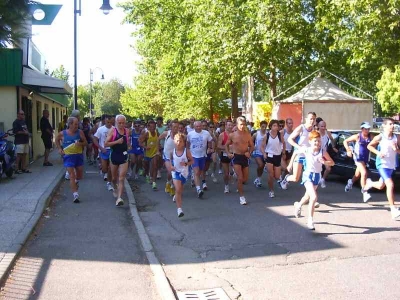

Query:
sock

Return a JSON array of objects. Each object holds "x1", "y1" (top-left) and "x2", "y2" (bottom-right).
[
  {"x1": 73, "y1": 192, "x2": 79, "y2": 197},
  {"x1": 75, "y1": 179, "x2": 79, "y2": 184}
]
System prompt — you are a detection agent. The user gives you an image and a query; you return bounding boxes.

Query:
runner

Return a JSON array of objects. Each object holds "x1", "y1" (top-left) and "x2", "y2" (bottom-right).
[
  {"x1": 208, "y1": 122, "x2": 219, "y2": 183},
  {"x1": 140, "y1": 120, "x2": 160, "y2": 190},
  {"x1": 260, "y1": 120, "x2": 285, "y2": 198},
  {"x1": 166, "y1": 132, "x2": 194, "y2": 218},
  {"x1": 156, "y1": 116, "x2": 167, "y2": 179},
  {"x1": 93, "y1": 115, "x2": 114, "y2": 193},
  {"x1": 55, "y1": 117, "x2": 88, "y2": 203},
  {"x1": 292, "y1": 131, "x2": 335, "y2": 230},
  {"x1": 89, "y1": 118, "x2": 101, "y2": 169},
  {"x1": 159, "y1": 120, "x2": 179, "y2": 196},
  {"x1": 202, "y1": 120, "x2": 217, "y2": 186},
  {"x1": 187, "y1": 121, "x2": 213, "y2": 198},
  {"x1": 105, "y1": 115, "x2": 131, "y2": 206},
  {"x1": 318, "y1": 120, "x2": 338, "y2": 188},
  {"x1": 128, "y1": 120, "x2": 144, "y2": 180},
  {"x1": 280, "y1": 112, "x2": 316, "y2": 189},
  {"x1": 218, "y1": 120, "x2": 233, "y2": 193},
  {"x1": 280, "y1": 118, "x2": 294, "y2": 180},
  {"x1": 186, "y1": 117, "x2": 195, "y2": 133},
  {"x1": 82, "y1": 117, "x2": 93, "y2": 165},
  {"x1": 252, "y1": 121, "x2": 267, "y2": 188},
  {"x1": 225, "y1": 117, "x2": 255, "y2": 205},
  {"x1": 343, "y1": 121, "x2": 373, "y2": 202},
  {"x1": 365, "y1": 118, "x2": 400, "y2": 219}
]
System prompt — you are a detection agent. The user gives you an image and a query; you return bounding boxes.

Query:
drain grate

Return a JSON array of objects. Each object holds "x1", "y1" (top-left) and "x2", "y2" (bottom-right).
[{"x1": 177, "y1": 288, "x2": 231, "y2": 300}]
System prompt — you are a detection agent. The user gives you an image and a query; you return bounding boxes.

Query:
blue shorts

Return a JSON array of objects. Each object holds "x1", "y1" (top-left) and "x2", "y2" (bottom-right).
[
  {"x1": 192, "y1": 157, "x2": 206, "y2": 170},
  {"x1": 100, "y1": 149, "x2": 111, "y2": 160},
  {"x1": 353, "y1": 155, "x2": 369, "y2": 164},
  {"x1": 252, "y1": 153, "x2": 263, "y2": 159},
  {"x1": 172, "y1": 171, "x2": 188, "y2": 184},
  {"x1": 63, "y1": 154, "x2": 84, "y2": 168},
  {"x1": 295, "y1": 156, "x2": 306, "y2": 165},
  {"x1": 128, "y1": 147, "x2": 144, "y2": 155},
  {"x1": 301, "y1": 172, "x2": 321, "y2": 186},
  {"x1": 378, "y1": 168, "x2": 394, "y2": 181},
  {"x1": 144, "y1": 156, "x2": 156, "y2": 161}
]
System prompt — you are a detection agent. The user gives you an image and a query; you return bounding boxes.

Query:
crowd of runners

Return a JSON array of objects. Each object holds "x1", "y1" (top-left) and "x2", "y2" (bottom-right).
[{"x1": 56, "y1": 110, "x2": 400, "y2": 230}]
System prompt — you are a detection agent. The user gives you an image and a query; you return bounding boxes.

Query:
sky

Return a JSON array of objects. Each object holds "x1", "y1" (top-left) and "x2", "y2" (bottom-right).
[{"x1": 31, "y1": 0, "x2": 140, "y2": 86}]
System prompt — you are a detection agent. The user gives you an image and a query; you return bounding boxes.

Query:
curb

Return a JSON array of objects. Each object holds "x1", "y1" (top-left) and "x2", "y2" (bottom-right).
[
  {"x1": 0, "y1": 166, "x2": 65, "y2": 286},
  {"x1": 125, "y1": 179, "x2": 177, "y2": 300}
]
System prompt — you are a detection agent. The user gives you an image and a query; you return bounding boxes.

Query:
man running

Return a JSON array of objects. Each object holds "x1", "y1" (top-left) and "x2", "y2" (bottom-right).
[
  {"x1": 252, "y1": 120, "x2": 267, "y2": 188},
  {"x1": 218, "y1": 120, "x2": 233, "y2": 193},
  {"x1": 225, "y1": 117, "x2": 255, "y2": 205},
  {"x1": 187, "y1": 121, "x2": 213, "y2": 197},
  {"x1": 140, "y1": 120, "x2": 160, "y2": 190},
  {"x1": 128, "y1": 120, "x2": 144, "y2": 179},
  {"x1": 365, "y1": 118, "x2": 400, "y2": 220},
  {"x1": 156, "y1": 116, "x2": 167, "y2": 179}
]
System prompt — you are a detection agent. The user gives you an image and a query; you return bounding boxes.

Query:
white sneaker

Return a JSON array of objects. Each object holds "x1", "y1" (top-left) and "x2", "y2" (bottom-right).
[
  {"x1": 177, "y1": 208, "x2": 184, "y2": 218},
  {"x1": 239, "y1": 196, "x2": 247, "y2": 205},
  {"x1": 314, "y1": 202, "x2": 320, "y2": 208},
  {"x1": 263, "y1": 166, "x2": 268, "y2": 173},
  {"x1": 294, "y1": 202, "x2": 301, "y2": 218},
  {"x1": 103, "y1": 173, "x2": 108, "y2": 181},
  {"x1": 197, "y1": 189, "x2": 204, "y2": 198},
  {"x1": 73, "y1": 193, "x2": 80, "y2": 203},
  {"x1": 391, "y1": 208, "x2": 400, "y2": 220},
  {"x1": 173, "y1": 195, "x2": 176, "y2": 202},
  {"x1": 362, "y1": 178, "x2": 373, "y2": 193},
  {"x1": 279, "y1": 175, "x2": 289, "y2": 190},
  {"x1": 253, "y1": 178, "x2": 260, "y2": 187},
  {"x1": 224, "y1": 185, "x2": 230, "y2": 194},
  {"x1": 202, "y1": 182, "x2": 208, "y2": 190},
  {"x1": 211, "y1": 173, "x2": 218, "y2": 183},
  {"x1": 362, "y1": 191, "x2": 371, "y2": 202},
  {"x1": 320, "y1": 178, "x2": 326, "y2": 188},
  {"x1": 116, "y1": 198, "x2": 124, "y2": 206},
  {"x1": 307, "y1": 218, "x2": 315, "y2": 230},
  {"x1": 107, "y1": 182, "x2": 114, "y2": 192},
  {"x1": 65, "y1": 171, "x2": 70, "y2": 180},
  {"x1": 157, "y1": 170, "x2": 162, "y2": 179},
  {"x1": 269, "y1": 191, "x2": 275, "y2": 198},
  {"x1": 345, "y1": 179, "x2": 353, "y2": 192},
  {"x1": 218, "y1": 169, "x2": 223, "y2": 174}
]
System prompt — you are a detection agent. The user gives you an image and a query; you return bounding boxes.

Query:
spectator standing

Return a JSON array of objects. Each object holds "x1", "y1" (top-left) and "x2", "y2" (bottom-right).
[
  {"x1": 40, "y1": 109, "x2": 54, "y2": 166},
  {"x1": 58, "y1": 115, "x2": 68, "y2": 132},
  {"x1": 12, "y1": 110, "x2": 31, "y2": 174}
]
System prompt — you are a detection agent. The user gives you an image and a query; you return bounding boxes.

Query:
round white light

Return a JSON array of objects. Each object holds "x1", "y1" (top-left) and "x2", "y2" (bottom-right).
[{"x1": 33, "y1": 9, "x2": 46, "y2": 21}]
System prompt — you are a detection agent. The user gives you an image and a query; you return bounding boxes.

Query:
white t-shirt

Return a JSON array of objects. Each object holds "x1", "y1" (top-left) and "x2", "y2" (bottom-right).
[
  {"x1": 187, "y1": 130, "x2": 212, "y2": 158},
  {"x1": 186, "y1": 125, "x2": 194, "y2": 133},
  {"x1": 94, "y1": 125, "x2": 112, "y2": 149}
]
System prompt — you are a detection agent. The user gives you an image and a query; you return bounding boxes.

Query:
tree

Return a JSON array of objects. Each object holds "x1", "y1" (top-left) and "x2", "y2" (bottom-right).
[
  {"x1": 376, "y1": 66, "x2": 400, "y2": 115},
  {"x1": 94, "y1": 79, "x2": 124, "y2": 116},
  {"x1": 0, "y1": 0, "x2": 36, "y2": 48}
]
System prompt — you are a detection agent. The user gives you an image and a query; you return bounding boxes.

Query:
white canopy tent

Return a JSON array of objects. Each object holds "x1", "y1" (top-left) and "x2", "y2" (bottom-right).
[{"x1": 272, "y1": 74, "x2": 373, "y2": 130}]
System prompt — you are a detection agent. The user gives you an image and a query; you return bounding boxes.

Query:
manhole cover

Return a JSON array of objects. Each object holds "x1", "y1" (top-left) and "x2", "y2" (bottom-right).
[{"x1": 177, "y1": 288, "x2": 231, "y2": 300}]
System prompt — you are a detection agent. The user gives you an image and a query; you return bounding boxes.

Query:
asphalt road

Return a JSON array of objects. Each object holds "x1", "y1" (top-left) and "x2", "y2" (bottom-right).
[
  {"x1": 130, "y1": 165, "x2": 400, "y2": 300},
  {"x1": 0, "y1": 168, "x2": 158, "y2": 300}
]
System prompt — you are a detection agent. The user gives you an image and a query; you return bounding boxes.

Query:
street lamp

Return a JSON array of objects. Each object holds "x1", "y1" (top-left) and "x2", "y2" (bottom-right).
[
  {"x1": 73, "y1": 0, "x2": 113, "y2": 110},
  {"x1": 89, "y1": 67, "x2": 105, "y2": 119}
]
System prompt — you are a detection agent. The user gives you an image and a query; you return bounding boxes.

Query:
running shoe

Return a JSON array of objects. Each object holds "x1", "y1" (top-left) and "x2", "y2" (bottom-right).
[
  {"x1": 197, "y1": 189, "x2": 204, "y2": 198},
  {"x1": 279, "y1": 175, "x2": 289, "y2": 190},
  {"x1": 320, "y1": 178, "x2": 326, "y2": 188},
  {"x1": 152, "y1": 182, "x2": 157, "y2": 190},
  {"x1": 294, "y1": 202, "x2": 301, "y2": 218},
  {"x1": 202, "y1": 182, "x2": 208, "y2": 191},
  {"x1": 173, "y1": 195, "x2": 176, "y2": 202},
  {"x1": 138, "y1": 169, "x2": 144, "y2": 176},
  {"x1": 314, "y1": 202, "x2": 320, "y2": 208},
  {"x1": 103, "y1": 173, "x2": 108, "y2": 181},
  {"x1": 73, "y1": 193, "x2": 80, "y2": 203},
  {"x1": 218, "y1": 169, "x2": 223, "y2": 174},
  {"x1": 362, "y1": 191, "x2": 371, "y2": 202},
  {"x1": 391, "y1": 208, "x2": 400, "y2": 220},
  {"x1": 211, "y1": 173, "x2": 218, "y2": 183},
  {"x1": 165, "y1": 182, "x2": 171, "y2": 193},
  {"x1": 344, "y1": 179, "x2": 353, "y2": 192},
  {"x1": 177, "y1": 208, "x2": 184, "y2": 218},
  {"x1": 224, "y1": 185, "x2": 230, "y2": 194},
  {"x1": 361, "y1": 178, "x2": 373, "y2": 193},
  {"x1": 65, "y1": 171, "x2": 70, "y2": 180},
  {"x1": 307, "y1": 218, "x2": 315, "y2": 230},
  {"x1": 116, "y1": 198, "x2": 124, "y2": 206},
  {"x1": 107, "y1": 182, "x2": 114, "y2": 192},
  {"x1": 239, "y1": 196, "x2": 247, "y2": 205},
  {"x1": 269, "y1": 191, "x2": 275, "y2": 198},
  {"x1": 253, "y1": 178, "x2": 260, "y2": 187},
  {"x1": 146, "y1": 175, "x2": 151, "y2": 183},
  {"x1": 169, "y1": 185, "x2": 175, "y2": 196},
  {"x1": 157, "y1": 170, "x2": 162, "y2": 179}
]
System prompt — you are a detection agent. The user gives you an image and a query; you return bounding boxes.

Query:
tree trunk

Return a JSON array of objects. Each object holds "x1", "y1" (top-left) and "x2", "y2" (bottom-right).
[
  {"x1": 269, "y1": 62, "x2": 277, "y2": 100},
  {"x1": 230, "y1": 82, "x2": 239, "y2": 119},
  {"x1": 246, "y1": 76, "x2": 254, "y2": 122},
  {"x1": 209, "y1": 97, "x2": 214, "y2": 121}
]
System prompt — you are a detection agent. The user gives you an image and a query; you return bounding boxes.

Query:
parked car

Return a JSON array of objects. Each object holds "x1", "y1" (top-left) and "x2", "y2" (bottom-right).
[{"x1": 327, "y1": 130, "x2": 400, "y2": 180}]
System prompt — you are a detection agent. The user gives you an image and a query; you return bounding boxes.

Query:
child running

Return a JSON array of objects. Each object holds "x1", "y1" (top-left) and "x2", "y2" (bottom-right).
[
  {"x1": 166, "y1": 133, "x2": 193, "y2": 218},
  {"x1": 292, "y1": 131, "x2": 335, "y2": 230}
]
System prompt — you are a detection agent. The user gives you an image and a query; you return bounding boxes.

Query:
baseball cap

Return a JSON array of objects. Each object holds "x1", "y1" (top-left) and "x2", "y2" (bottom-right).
[{"x1": 360, "y1": 122, "x2": 371, "y2": 129}]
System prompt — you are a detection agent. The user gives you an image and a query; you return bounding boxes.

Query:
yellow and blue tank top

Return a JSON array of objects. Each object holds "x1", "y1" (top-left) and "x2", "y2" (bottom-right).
[{"x1": 62, "y1": 130, "x2": 83, "y2": 155}]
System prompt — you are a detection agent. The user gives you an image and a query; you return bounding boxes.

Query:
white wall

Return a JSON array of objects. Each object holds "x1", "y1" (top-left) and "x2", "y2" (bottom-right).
[{"x1": 0, "y1": 87, "x2": 18, "y2": 133}]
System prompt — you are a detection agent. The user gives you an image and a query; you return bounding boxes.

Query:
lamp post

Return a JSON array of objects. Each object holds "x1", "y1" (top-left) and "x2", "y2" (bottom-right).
[
  {"x1": 73, "y1": 0, "x2": 113, "y2": 110},
  {"x1": 89, "y1": 67, "x2": 105, "y2": 119}
]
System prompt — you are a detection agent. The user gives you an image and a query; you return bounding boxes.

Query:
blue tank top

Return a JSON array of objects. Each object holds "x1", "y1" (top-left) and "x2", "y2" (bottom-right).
[
  {"x1": 62, "y1": 130, "x2": 83, "y2": 155},
  {"x1": 354, "y1": 133, "x2": 371, "y2": 159},
  {"x1": 131, "y1": 130, "x2": 141, "y2": 150}
]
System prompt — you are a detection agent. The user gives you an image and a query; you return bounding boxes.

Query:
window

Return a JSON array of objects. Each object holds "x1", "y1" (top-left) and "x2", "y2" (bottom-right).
[{"x1": 36, "y1": 101, "x2": 41, "y2": 131}]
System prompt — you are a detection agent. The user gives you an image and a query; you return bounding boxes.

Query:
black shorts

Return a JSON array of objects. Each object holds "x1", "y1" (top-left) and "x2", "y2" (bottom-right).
[
  {"x1": 265, "y1": 154, "x2": 282, "y2": 167},
  {"x1": 285, "y1": 150, "x2": 293, "y2": 161},
  {"x1": 232, "y1": 154, "x2": 249, "y2": 168},
  {"x1": 110, "y1": 150, "x2": 128, "y2": 165},
  {"x1": 219, "y1": 152, "x2": 231, "y2": 164},
  {"x1": 42, "y1": 136, "x2": 52, "y2": 149}
]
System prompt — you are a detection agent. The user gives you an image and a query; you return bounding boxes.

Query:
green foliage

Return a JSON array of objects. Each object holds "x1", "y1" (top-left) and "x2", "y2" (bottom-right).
[{"x1": 376, "y1": 66, "x2": 400, "y2": 115}]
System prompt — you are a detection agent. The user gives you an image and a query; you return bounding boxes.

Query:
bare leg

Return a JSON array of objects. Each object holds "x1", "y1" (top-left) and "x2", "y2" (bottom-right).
[
  {"x1": 233, "y1": 164, "x2": 244, "y2": 196},
  {"x1": 173, "y1": 179, "x2": 183, "y2": 208},
  {"x1": 117, "y1": 162, "x2": 128, "y2": 198}
]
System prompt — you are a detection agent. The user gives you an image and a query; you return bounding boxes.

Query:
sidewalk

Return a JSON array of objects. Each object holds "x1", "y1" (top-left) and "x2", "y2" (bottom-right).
[{"x1": 0, "y1": 150, "x2": 65, "y2": 284}]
